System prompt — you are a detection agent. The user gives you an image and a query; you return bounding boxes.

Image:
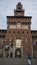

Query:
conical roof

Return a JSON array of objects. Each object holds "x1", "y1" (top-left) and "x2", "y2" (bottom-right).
[{"x1": 17, "y1": 2, "x2": 22, "y2": 6}]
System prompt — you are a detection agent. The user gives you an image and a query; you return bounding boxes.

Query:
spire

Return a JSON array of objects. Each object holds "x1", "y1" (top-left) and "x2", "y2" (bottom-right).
[
  {"x1": 14, "y1": 2, "x2": 24, "y2": 16},
  {"x1": 17, "y1": 2, "x2": 22, "y2": 6},
  {"x1": 16, "y1": 2, "x2": 22, "y2": 10}
]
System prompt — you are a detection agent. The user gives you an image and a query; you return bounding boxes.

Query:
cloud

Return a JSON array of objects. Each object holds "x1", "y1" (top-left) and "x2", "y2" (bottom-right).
[{"x1": 0, "y1": 0, "x2": 37, "y2": 30}]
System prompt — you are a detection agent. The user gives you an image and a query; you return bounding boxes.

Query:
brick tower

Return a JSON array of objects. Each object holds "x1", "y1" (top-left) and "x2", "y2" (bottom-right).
[{"x1": 4, "y1": 2, "x2": 32, "y2": 58}]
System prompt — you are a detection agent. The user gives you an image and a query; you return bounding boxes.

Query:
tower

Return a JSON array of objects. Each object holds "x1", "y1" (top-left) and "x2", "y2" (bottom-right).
[
  {"x1": 14, "y1": 2, "x2": 24, "y2": 16},
  {"x1": 4, "y1": 2, "x2": 32, "y2": 58}
]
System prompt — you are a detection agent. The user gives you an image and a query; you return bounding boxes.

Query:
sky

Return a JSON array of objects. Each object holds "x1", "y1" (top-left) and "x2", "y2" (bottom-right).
[{"x1": 0, "y1": 0, "x2": 37, "y2": 30}]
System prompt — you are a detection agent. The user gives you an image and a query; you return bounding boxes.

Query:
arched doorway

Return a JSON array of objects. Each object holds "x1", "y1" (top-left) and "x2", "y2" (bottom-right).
[
  {"x1": 10, "y1": 52, "x2": 13, "y2": 58},
  {"x1": 15, "y1": 49, "x2": 21, "y2": 57}
]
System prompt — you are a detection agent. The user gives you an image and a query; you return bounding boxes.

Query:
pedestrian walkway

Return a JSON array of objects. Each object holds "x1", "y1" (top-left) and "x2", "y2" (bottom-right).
[{"x1": 0, "y1": 58, "x2": 37, "y2": 65}]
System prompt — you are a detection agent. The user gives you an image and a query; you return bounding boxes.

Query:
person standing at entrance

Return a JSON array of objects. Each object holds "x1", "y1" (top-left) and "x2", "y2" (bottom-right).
[{"x1": 27, "y1": 54, "x2": 31, "y2": 65}]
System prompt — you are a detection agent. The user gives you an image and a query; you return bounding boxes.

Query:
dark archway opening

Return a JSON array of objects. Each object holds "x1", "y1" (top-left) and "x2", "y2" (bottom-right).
[
  {"x1": 10, "y1": 53, "x2": 13, "y2": 58},
  {"x1": 15, "y1": 49, "x2": 21, "y2": 58}
]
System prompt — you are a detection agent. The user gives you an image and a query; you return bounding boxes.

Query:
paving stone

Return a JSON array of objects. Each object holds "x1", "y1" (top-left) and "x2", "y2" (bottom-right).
[{"x1": 0, "y1": 58, "x2": 37, "y2": 65}]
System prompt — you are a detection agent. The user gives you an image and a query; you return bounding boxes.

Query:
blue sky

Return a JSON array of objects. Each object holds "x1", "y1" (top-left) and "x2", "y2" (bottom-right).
[{"x1": 0, "y1": 0, "x2": 37, "y2": 30}]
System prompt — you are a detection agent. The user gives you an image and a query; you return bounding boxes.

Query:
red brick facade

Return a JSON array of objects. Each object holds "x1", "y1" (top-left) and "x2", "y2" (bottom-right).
[{"x1": 0, "y1": 2, "x2": 37, "y2": 58}]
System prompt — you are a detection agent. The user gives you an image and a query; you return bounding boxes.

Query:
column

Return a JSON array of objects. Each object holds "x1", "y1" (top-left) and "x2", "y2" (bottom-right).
[{"x1": 21, "y1": 46, "x2": 23, "y2": 57}]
